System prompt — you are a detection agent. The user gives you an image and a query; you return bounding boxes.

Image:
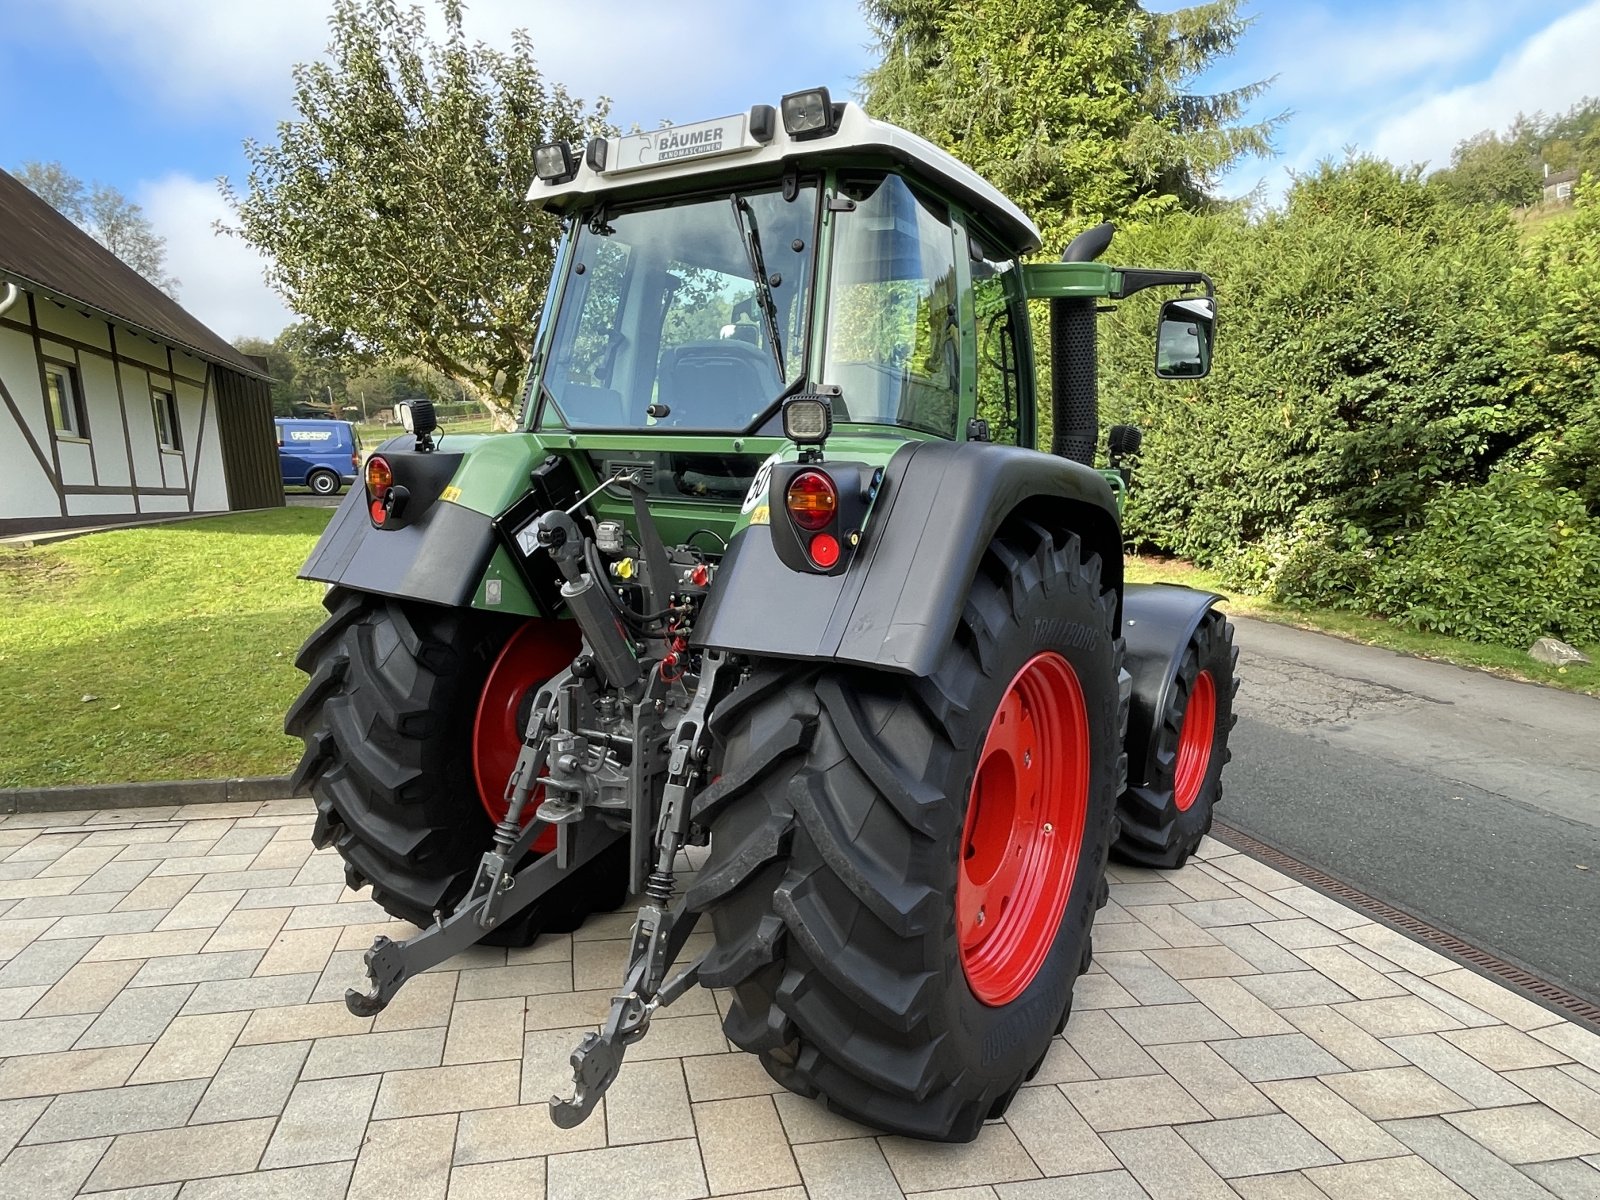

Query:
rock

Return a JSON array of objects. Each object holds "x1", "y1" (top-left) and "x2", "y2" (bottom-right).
[{"x1": 1529, "y1": 637, "x2": 1591, "y2": 667}]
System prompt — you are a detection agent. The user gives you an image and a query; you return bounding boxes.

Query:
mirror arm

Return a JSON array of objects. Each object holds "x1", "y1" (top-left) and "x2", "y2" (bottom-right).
[{"x1": 1113, "y1": 268, "x2": 1214, "y2": 302}]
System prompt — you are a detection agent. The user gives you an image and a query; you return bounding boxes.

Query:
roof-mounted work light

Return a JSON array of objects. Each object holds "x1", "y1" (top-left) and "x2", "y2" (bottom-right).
[
  {"x1": 534, "y1": 140, "x2": 577, "y2": 183},
  {"x1": 780, "y1": 87, "x2": 837, "y2": 140}
]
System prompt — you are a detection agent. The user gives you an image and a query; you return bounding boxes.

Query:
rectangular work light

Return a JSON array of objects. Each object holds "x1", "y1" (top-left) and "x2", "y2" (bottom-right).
[
  {"x1": 782, "y1": 395, "x2": 833, "y2": 444},
  {"x1": 780, "y1": 87, "x2": 836, "y2": 140},
  {"x1": 534, "y1": 140, "x2": 577, "y2": 183}
]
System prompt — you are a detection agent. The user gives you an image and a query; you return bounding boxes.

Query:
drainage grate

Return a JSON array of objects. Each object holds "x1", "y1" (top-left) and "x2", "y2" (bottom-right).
[{"x1": 1212, "y1": 819, "x2": 1600, "y2": 1033}]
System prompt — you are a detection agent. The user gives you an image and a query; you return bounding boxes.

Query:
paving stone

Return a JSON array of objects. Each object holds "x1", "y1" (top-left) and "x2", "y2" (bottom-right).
[
  {"x1": 1337, "y1": 995, "x2": 1467, "y2": 1037},
  {"x1": 181, "y1": 971, "x2": 318, "y2": 1015},
  {"x1": 1291, "y1": 945, "x2": 1408, "y2": 999},
  {"x1": 237, "y1": 1000, "x2": 371, "y2": 1045},
  {"x1": 602, "y1": 1058, "x2": 694, "y2": 1146},
  {"x1": 261, "y1": 1075, "x2": 381, "y2": 1168},
  {"x1": 348, "y1": 1114, "x2": 457, "y2": 1200},
  {"x1": 191, "y1": 1039, "x2": 310, "y2": 1123},
  {"x1": 153, "y1": 890, "x2": 243, "y2": 932},
  {"x1": 8, "y1": 892, "x2": 121, "y2": 919},
  {"x1": 1026, "y1": 1037, "x2": 1096, "y2": 1085},
  {"x1": 27, "y1": 959, "x2": 141, "y2": 1017},
  {"x1": 1211, "y1": 1033, "x2": 1347, "y2": 1082},
  {"x1": 86, "y1": 1118, "x2": 276, "y2": 1190},
  {"x1": 1206, "y1": 924, "x2": 1309, "y2": 973},
  {"x1": 1256, "y1": 918, "x2": 1349, "y2": 950},
  {"x1": 376, "y1": 1059, "x2": 521, "y2": 1120},
  {"x1": 114, "y1": 877, "x2": 198, "y2": 914},
  {"x1": 1506, "y1": 1068, "x2": 1600, "y2": 1139},
  {"x1": 1228, "y1": 1172, "x2": 1332, "y2": 1199},
  {"x1": 1521, "y1": 1158, "x2": 1600, "y2": 1199},
  {"x1": 23, "y1": 1078, "x2": 206, "y2": 1143},
  {"x1": 1128, "y1": 904, "x2": 1220, "y2": 948},
  {"x1": 280, "y1": 899, "x2": 393, "y2": 929},
  {"x1": 39, "y1": 910, "x2": 164, "y2": 940},
  {"x1": 1061, "y1": 1009, "x2": 1161, "y2": 1078},
  {"x1": 1108, "y1": 882, "x2": 1192, "y2": 908},
  {"x1": 1283, "y1": 1003, "x2": 1408, "y2": 1070},
  {"x1": 694, "y1": 1095, "x2": 801, "y2": 1193},
  {"x1": 1096, "y1": 952, "x2": 1196, "y2": 1005},
  {"x1": 443, "y1": 998, "x2": 526, "y2": 1065},
  {"x1": 78, "y1": 859, "x2": 160, "y2": 894},
  {"x1": 373, "y1": 971, "x2": 458, "y2": 1033},
  {"x1": 0, "y1": 1136, "x2": 111, "y2": 1199},
  {"x1": 453, "y1": 1101, "x2": 605, "y2": 1162},
  {"x1": 245, "y1": 926, "x2": 339, "y2": 979},
  {"x1": 446, "y1": 1159, "x2": 545, "y2": 1200},
  {"x1": 0, "y1": 987, "x2": 45, "y2": 1020},
  {"x1": 128, "y1": 1011, "x2": 248, "y2": 1083},
  {"x1": 76, "y1": 984, "x2": 192, "y2": 1048},
  {"x1": 1070, "y1": 972, "x2": 1139, "y2": 1009},
  {"x1": 683, "y1": 1051, "x2": 787, "y2": 1103},
  {"x1": 178, "y1": 1162, "x2": 354, "y2": 1200},
  {"x1": 84, "y1": 929, "x2": 210, "y2": 963},
  {"x1": 1239, "y1": 970, "x2": 1357, "y2": 1009},
  {"x1": 1429, "y1": 968, "x2": 1568, "y2": 1032},
  {"x1": 1445, "y1": 1025, "x2": 1575, "y2": 1072},
  {"x1": 1062, "y1": 1074, "x2": 1209, "y2": 1132},
  {"x1": 0, "y1": 1044, "x2": 147, "y2": 1098},
  {"x1": 1259, "y1": 1077, "x2": 1406, "y2": 1161},
  {"x1": 1324, "y1": 1066, "x2": 1474, "y2": 1121},
  {"x1": 0, "y1": 1096, "x2": 48, "y2": 1160},
  {"x1": 1148, "y1": 1042, "x2": 1275, "y2": 1119},
  {"x1": 1387, "y1": 1032, "x2": 1535, "y2": 1107},
  {"x1": 1183, "y1": 976, "x2": 1294, "y2": 1037},
  {"x1": 1100, "y1": 1126, "x2": 1236, "y2": 1199},
  {"x1": 1142, "y1": 946, "x2": 1257, "y2": 980},
  {"x1": 546, "y1": 1137, "x2": 708, "y2": 1200},
  {"x1": 0, "y1": 1012, "x2": 94, "y2": 1055},
  {"x1": 1089, "y1": 921, "x2": 1169, "y2": 954},
  {"x1": 1343, "y1": 924, "x2": 1461, "y2": 977},
  {"x1": 1167, "y1": 864, "x2": 1240, "y2": 902},
  {"x1": 1002, "y1": 1083, "x2": 1118, "y2": 1176},
  {"x1": 1177, "y1": 1112, "x2": 1340, "y2": 1177},
  {"x1": 1535, "y1": 1025, "x2": 1600, "y2": 1073},
  {"x1": 453, "y1": 963, "x2": 570, "y2": 1002},
  {"x1": 200, "y1": 908, "x2": 291, "y2": 953},
  {"x1": 991, "y1": 1173, "x2": 1146, "y2": 1199},
  {"x1": 1386, "y1": 1115, "x2": 1559, "y2": 1199},
  {"x1": 149, "y1": 855, "x2": 261, "y2": 879},
  {"x1": 789, "y1": 1138, "x2": 904, "y2": 1200},
  {"x1": 302, "y1": 1026, "x2": 446, "y2": 1081},
  {"x1": 1169, "y1": 898, "x2": 1281, "y2": 929},
  {"x1": 0, "y1": 936, "x2": 98, "y2": 987},
  {"x1": 626, "y1": 1013, "x2": 730, "y2": 1062},
  {"x1": 1304, "y1": 1155, "x2": 1472, "y2": 1199},
  {"x1": 1108, "y1": 1002, "x2": 1236, "y2": 1046},
  {"x1": 770, "y1": 1092, "x2": 879, "y2": 1144}
]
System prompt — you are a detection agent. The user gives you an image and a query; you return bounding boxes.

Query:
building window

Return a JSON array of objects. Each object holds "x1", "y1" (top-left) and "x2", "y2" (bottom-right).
[
  {"x1": 44, "y1": 362, "x2": 87, "y2": 438},
  {"x1": 152, "y1": 389, "x2": 182, "y2": 452}
]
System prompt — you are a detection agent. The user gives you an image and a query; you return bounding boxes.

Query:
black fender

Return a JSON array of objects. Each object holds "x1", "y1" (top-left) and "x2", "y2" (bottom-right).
[
  {"x1": 693, "y1": 440, "x2": 1123, "y2": 676},
  {"x1": 1121, "y1": 582, "x2": 1224, "y2": 789}
]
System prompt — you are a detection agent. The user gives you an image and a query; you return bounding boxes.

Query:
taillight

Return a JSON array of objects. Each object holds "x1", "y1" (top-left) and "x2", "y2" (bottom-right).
[
  {"x1": 366, "y1": 456, "x2": 394, "y2": 527},
  {"x1": 808, "y1": 532, "x2": 840, "y2": 568},
  {"x1": 785, "y1": 470, "x2": 837, "y2": 531},
  {"x1": 351, "y1": 451, "x2": 360, "y2": 469}
]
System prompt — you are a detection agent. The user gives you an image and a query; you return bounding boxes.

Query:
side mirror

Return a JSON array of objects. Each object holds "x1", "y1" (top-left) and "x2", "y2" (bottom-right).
[{"x1": 1155, "y1": 296, "x2": 1214, "y2": 379}]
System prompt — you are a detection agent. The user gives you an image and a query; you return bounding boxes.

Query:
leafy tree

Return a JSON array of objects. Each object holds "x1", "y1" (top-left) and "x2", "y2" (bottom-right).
[
  {"x1": 222, "y1": 0, "x2": 613, "y2": 424},
  {"x1": 859, "y1": 0, "x2": 1281, "y2": 239},
  {"x1": 1427, "y1": 131, "x2": 1541, "y2": 208},
  {"x1": 13, "y1": 161, "x2": 180, "y2": 297}
]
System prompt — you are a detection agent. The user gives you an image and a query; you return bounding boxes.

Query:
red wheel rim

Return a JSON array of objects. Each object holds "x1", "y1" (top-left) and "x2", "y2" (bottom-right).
[
  {"x1": 1173, "y1": 669, "x2": 1216, "y2": 813},
  {"x1": 473, "y1": 620, "x2": 581, "y2": 852},
  {"x1": 958, "y1": 652, "x2": 1090, "y2": 1007}
]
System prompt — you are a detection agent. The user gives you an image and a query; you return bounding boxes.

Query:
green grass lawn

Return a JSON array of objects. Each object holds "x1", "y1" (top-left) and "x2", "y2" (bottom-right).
[
  {"x1": 356, "y1": 417, "x2": 501, "y2": 444},
  {"x1": 1128, "y1": 556, "x2": 1600, "y2": 698},
  {"x1": 0, "y1": 508, "x2": 334, "y2": 789}
]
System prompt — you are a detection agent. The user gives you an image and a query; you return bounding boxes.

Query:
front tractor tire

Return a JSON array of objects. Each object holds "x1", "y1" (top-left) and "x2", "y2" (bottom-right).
[
  {"x1": 688, "y1": 523, "x2": 1123, "y2": 1142},
  {"x1": 1114, "y1": 611, "x2": 1238, "y2": 869},
  {"x1": 285, "y1": 588, "x2": 628, "y2": 946}
]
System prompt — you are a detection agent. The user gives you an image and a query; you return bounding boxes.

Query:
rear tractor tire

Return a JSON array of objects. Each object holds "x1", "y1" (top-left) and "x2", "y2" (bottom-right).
[
  {"x1": 285, "y1": 588, "x2": 629, "y2": 947},
  {"x1": 1113, "y1": 611, "x2": 1238, "y2": 869},
  {"x1": 688, "y1": 523, "x2": 1124, "y2": 1141}
]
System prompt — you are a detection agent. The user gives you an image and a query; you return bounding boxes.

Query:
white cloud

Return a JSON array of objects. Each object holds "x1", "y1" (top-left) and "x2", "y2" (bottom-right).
[
  {"x1": 139, "y1": 174, "x2": 295, "y2": 341},
  {"x1": 1369, "y1": 0, "x2": 1600, "y2": 170}
]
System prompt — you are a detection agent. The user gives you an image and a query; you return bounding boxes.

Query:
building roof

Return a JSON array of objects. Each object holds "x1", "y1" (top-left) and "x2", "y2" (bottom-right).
[
  {"x1": 0, "y1": 167, "x2": 267, "y2": 378},
  {"x1": 528, "y1": 101, "x2": 1043, "y2": 256}
]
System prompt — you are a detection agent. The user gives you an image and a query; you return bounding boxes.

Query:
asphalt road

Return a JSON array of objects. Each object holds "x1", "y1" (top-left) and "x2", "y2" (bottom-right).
[{"x1": 1221, "y1": 616, "x2": 1600, "y2": 1005}]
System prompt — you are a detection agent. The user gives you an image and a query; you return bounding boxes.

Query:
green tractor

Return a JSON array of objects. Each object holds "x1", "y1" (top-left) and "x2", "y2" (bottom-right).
[{"x1": 286, "y1": 87, "x2": 1237, "y2": 1143}]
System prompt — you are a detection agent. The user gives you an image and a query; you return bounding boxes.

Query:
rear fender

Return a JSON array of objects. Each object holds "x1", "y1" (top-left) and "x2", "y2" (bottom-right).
[
  {"x1": 1122, "y1": 583, "x2": 1223, "y2": 788},
  {"x1": 693, "y1": 440, "x2": 1123, "y2": 676}
]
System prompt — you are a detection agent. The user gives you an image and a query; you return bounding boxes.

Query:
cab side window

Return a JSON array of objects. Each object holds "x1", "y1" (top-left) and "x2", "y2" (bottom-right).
[{"x1": 970, "y1": 234, "x2": 1025, "y2": 447}]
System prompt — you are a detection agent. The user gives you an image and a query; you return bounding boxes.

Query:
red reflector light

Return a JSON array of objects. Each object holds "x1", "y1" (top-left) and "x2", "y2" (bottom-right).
[
  {"x1": 809, "y1": 532, "x2": 840, "y2": 568},
  {"x1": 786, "y1": 470, "x2": 837, "y2": 531},
  {"x1": 369, "y1": 498, "x2": 388, "y2": 525},
  {"x1": 366, "y1": 456, "x2": 393, "y2": 497}
]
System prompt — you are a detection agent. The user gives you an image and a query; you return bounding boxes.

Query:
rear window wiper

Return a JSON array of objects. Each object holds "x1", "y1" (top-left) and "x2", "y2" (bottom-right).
[{"x1": 732, "y1": 196, "x2": 785, "y2": 381}]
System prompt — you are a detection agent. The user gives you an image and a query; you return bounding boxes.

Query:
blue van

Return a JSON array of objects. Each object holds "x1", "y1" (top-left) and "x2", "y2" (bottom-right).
[{"x1": 275, "y1": 419, "x2": 362, "y2": 496}]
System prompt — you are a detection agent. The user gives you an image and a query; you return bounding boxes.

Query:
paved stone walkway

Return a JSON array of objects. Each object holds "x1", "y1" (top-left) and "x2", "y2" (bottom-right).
[{"x1": 0, "y1": 798, "x2": 1597, "y2": 1199}]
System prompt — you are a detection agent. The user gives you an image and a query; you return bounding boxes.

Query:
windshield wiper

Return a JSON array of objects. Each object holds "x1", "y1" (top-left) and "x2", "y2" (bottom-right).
[{"x1": 731, "y1": 197, "x2": 785, "y2": 380}]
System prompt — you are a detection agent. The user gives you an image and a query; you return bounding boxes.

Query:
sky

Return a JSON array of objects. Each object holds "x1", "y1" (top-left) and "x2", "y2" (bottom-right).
[{"x1": 0, "y1": 0, "x2": 1595, "y2": 343}]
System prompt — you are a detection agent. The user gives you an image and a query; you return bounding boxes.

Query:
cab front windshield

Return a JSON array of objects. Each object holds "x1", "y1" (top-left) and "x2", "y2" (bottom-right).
[{"x1": 539, "y1": 183, "x2": 817, "y2": 432}]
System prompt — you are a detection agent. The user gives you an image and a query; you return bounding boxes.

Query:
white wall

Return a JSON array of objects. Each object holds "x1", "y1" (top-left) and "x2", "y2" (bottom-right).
[
  {"x1": 0, "y1": 321, "x2": 59, "y2": 523},
  {"x1": 119, "y1": 360, "x2": 163, "y2": 491},
  {"x1": 77, "y1": 354, "x2": 130, "y2": 487},
  {"x1": 192, "y1": 373, "x2": 228, "y2": 512},
  {"x1": 34, "y1": 301, "x2": 112, "y2": 352},
  {"x1": 66, "y1": 493, "x2": 136, "y2": 517}
]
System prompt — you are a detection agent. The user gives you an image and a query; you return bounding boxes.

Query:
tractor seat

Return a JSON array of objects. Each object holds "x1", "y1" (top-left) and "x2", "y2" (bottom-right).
[{"x1": 656, "y1": 340, "x2": 779, "y2": 428}]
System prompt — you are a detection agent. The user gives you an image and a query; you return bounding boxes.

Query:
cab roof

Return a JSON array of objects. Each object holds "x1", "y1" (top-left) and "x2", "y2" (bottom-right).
[{"x1": 526, "y1": 100, "x2": 1042, "y2": 257}]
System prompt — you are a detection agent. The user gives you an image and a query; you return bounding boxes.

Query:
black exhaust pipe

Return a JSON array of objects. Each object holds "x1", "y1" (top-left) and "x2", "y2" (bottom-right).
[{"x1": 1051, "y1": 223, "x2": 1115, "y2": 466}]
